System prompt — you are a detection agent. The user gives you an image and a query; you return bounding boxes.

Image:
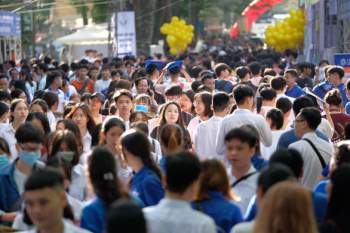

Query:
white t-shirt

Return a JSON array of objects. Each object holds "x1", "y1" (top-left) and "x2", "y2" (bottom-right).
[{"x1": 14, "y1": 166, "x2": 28, "y2": 194}]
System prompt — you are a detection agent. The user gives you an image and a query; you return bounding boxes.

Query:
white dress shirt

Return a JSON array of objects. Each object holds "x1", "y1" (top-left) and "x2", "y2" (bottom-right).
[
  {"x1": 20, "y1": 219, "x2": 91, "y2": 233},
  {"x1": 38, "y1": 74, "x2": 47, "y2": 91},
  {"x1": 0, "y1": 123, "x2": 17, "y2": 159},
  {"x1": 47, "y1": 111, "x2": 57, "y2": 131},
  {"x1": 45, "y1": 88, "x2": 65, "y2": 113},
  {"x1": 187, "y1": 116, "x2": 202, "y2": 143},
  {"x1": 229, "y1": 165, "x2": 259, "y2": 215},
  {"x1": 318, "y1": 118, "x2": 334, "y2": 140},
  {"x1": 276, "y1": 93, "x2": 295, "y2": 103},
  {"x1": 289, "y1": 132, "x2": 333, "y2": 189},
  {"x1": 260, "y1": 130, "x2": 285, "y2": 160},
  {"x1": 69, "y1": 164, "x2": 87, "y2": 201},
  {"x1": 12, "y1": 195, "x2": 83, "y2": 231},
  {"x1": 143, "y1": 198, "x2": 216, "y2": 233},
  {"x1": 216, "y1": 108, "x2": 272, "y2": 157},
  {"x1": 82, "y1": 132, "x2": 92, "y2": 155},
  {"x1": 195, "y1": 116, "x2": 223, "y2": 160}
]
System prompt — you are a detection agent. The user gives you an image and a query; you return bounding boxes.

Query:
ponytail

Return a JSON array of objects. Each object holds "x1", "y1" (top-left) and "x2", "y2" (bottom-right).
[
  {"x1": 160, "y1": 124, "x2": 183, "y2": 154},
  {"x1": 121, "y1": 129, "x2": 162, "y2": 180}
]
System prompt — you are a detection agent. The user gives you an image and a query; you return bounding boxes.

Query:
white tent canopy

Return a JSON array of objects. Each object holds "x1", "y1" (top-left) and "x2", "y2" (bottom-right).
[{"x1": 55, "y1": 24, "x2": 110, "y2": 45}]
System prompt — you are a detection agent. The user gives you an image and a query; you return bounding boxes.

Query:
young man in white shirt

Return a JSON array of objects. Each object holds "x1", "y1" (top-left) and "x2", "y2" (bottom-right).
[
  {"x1": 94, "y1": 65, "x2": 111, "y2": 93},
  {"x1": 216, "y1": 84, "x2": 272, "y2": 158},
  {"x1": 143, "y1": 151, "x2": 216, "y2": 233},
  {"x1": 37, "y1": 63, "x2": 48, "y2": 91},
  {"x1": 225, "y1": 127, "x2": 260, "y2": 215},
  {"x1": 22, "y1": 169, "x2": 90, "y2": 233},
  {"x1": 248, "y1": 62, "x2": 262, "y2": 88},
  {"x1": 45, "y1": 71, "x2": 65, "y2": 113},
  {"x1": 258, "y1": 87, "x2": 277, "y2": 117},
  {"x1": 270, "y1": 76, "x2": 295, "y2": 103},
  {"x1": 195, "y1": 92, "x2": 230, "y2": 161},
  {"x1": 231, "y1": 164, "x2": 295, "y2": 233},
  {"x1": 113, "y1": 89, "x2": 133, "y2": 129},
  {"x1": 289, "y1": 107, "x2": 333, "y2": 189}
]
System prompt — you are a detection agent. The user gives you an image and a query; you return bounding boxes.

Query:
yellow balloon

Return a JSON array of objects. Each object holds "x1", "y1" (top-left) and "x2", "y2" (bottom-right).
[
  {"x1": 166, "y1": 35, "x2": 176, "y2": 47},
  {"x1": 171, "y1": 16, "x2": 179, "y2": 23},
  {"x1": 170, "y1": 47, "x2": 178, "y2": 55}
]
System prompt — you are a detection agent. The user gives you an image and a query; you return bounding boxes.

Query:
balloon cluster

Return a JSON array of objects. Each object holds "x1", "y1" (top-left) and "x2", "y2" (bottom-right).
[
  {"x1": 160, "y1": 16, "x2": 194, "y2": 55},
  {"x1": 264, "y1": 9, "x2": 306, "y2": 52}
]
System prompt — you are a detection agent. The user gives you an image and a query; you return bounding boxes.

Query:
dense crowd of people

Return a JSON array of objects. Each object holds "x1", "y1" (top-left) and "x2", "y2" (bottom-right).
[{"x1": 0, "y1": 46, "x2": 350, "y2": 233}]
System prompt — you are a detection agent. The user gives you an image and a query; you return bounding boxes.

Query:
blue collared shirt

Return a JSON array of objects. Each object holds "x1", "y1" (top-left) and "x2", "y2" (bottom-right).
[
  {"x1": 191, "y1": 191, "x2": 243, "y2": 233},
  {"x1": 0, "y1": 162, "x2": 20, "y2": 212},
  {"x1": 285, "y1": 84, "x2": 305, "y2": 98},
  {"x1": 131, "y1": 166, "x2": 164, "y2": 207},
  {"x1": 313, "y1": 81, "x2": 348, "y2": 106}
]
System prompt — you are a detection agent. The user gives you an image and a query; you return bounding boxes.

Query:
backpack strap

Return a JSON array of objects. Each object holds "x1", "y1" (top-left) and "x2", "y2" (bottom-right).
[
  {"x1": 302, "y1": 138, "x2": 327, "y2": 169},
  {"x1": 231, "y1": 171, "x2": 258, "y2": 187}
]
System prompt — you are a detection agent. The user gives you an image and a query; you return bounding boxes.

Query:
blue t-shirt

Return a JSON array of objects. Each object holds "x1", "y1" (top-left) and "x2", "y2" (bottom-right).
[
  {"x1": 313, "y1": 81, "x2": 348, "y2": 106},
  {"x1": 131, "y1": 166, "x2": 164, "y2": 207},
  {"x1": 314, "y1": 179, "x2": 330, "y2": 195},
  {"x1": 192, "y1": 191, "x2": 243, "y2": 233},
  {"x1": 244, "y1": 191, "x2": 327, "y2": 223},
  {"x1": 81, "y1": 198, "x2": 106, "y2": 233},
  {"x1": 277, "y1": 128, "x2": 329, "y2": 149},
  {"x1": 215, "y1": 80, "x2": 233, "y2": 94},
  {"x1": 285, "y1": 84, "x2": 305, "y2": 98}
]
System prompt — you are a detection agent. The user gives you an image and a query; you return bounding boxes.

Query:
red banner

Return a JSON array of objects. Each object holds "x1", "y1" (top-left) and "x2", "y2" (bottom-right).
[{"x1": 230, "y1": 0, "x2": 283, "y2": 38}]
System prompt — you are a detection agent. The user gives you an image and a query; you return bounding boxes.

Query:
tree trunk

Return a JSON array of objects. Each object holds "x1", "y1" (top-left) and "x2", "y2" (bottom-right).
[
  {"x1": 132, "y1": 0, "x2": 157, "y2": 55},
  {"x1": 152, "y1": 0, "x2": 172, "y2": 45}
]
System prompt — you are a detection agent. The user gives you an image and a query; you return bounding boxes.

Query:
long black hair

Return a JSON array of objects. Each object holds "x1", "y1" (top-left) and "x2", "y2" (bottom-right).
[
  {"x1": 121, "y1": 129, "x2": 162, "y2": 179},
  {"x1": 89, "y1": 146, "x2": 126, "y2": 208},
  {"x1": 323, "y1": 164, "x2": 350, "y2": 233},
  {"x1": 26, "y1": 112, "x2": 51, "y2": 136}
]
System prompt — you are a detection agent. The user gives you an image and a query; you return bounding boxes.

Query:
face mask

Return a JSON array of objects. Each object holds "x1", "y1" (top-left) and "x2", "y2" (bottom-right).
[
  {"x1": 18, "y1": 151, "x2": 40, "y2": 167},
  {"x1": 0, "y1": 154, "x2": 9, "y2": 168}
]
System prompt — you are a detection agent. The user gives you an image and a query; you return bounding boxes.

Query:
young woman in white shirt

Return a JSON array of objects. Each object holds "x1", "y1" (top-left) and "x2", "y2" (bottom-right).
[
  {"x1": 49, "y1": 130, "x2": 87, "y2": 201},
  {"x1": 100, "y1": 116, "x2": 131, "y2": 183},
  {"x1": 66, "y1": 103, "x2": 96, "y2": 159},
  {"x1": 187, "y1": 92, "x2": 213, "y2": 143},
  {"x1": 0, "y1": 99, "x2": 29, "y2": 158}
]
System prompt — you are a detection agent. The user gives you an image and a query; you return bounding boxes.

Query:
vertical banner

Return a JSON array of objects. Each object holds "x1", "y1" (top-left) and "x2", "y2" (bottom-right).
[{"x1": 113, "y1": 11, "x2": 137, "y2": 58}]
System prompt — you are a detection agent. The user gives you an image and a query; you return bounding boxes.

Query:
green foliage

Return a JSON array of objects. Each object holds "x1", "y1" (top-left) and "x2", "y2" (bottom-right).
[
  {"x1": 69, "y1": 0, "x2": 89, "y2": 25},
  {"x1": 91, "y1": 0, "x2": 109, "y2": 23}
]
